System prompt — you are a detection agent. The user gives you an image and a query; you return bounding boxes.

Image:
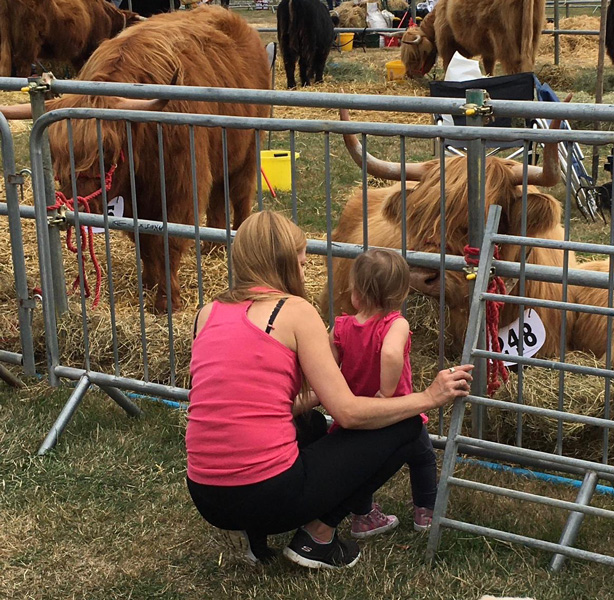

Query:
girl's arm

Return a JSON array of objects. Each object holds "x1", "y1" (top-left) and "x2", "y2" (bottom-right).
[
  {"x1": 379, "y1": 318, "x2": 410, "y2": 397},
  {"x1": 328, "y1": 327, "x2": 340, "y2": 364},
  {"x1": 291, "y1": 299, "x2": 473, "y2": 430},
  {"x1": 292, "y1": 390, "x2": 321, "y2": 416}
]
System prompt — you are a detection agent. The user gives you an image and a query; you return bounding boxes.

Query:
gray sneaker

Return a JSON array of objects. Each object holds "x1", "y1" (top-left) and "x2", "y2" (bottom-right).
[{"x1": 283, "y1": 528, "x2": 360, "y2": 569}]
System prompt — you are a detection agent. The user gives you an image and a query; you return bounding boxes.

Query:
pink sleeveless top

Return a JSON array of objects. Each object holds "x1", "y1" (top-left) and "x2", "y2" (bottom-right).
[
  {"x1": 334, "y1": 311, "x2": 413, "y2": 397},
  {"x1": 186, "y1": 300, "x2": 301, "y2": 486}
]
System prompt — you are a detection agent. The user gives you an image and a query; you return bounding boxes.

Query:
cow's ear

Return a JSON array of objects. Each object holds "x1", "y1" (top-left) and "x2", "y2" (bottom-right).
[{"x1": 507, "y1": 191, "x2": 562, "y2": 238}]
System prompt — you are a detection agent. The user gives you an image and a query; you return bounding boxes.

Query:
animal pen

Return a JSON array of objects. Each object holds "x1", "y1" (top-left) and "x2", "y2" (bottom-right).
[{"x1": 1, "y1": 75, "x2": 614, "y2": 570}]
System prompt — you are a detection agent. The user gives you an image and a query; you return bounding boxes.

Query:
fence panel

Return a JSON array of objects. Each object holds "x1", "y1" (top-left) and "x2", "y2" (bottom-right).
[{"x1": 8, "y1": 78, "x2": 614, "y2": 565}]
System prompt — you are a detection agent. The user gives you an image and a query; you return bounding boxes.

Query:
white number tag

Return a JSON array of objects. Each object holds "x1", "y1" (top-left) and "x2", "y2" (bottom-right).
[
  {"x1": 491, "y1": 309, "x2": 546, "y2": 366},
  {"x1": 92, "y1": 196, "x2": 124, "y2": 234}
]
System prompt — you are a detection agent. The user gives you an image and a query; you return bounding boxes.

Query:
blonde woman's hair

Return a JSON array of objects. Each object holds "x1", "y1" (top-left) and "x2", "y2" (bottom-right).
[
  {"x1": 351, "y1": 248, "x2": 410, "y2": 314},
  {"x1": 217, "y1": 210, "x2": 307, "y2": 303}
]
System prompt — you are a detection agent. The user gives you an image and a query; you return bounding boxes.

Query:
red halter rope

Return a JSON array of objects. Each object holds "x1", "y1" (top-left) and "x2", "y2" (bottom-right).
[
  {"x1": 48, "y1": 156, "x2": 121, "y2": 309},
  {"x1": 463, "y1": 244, "x2": 509, "y2": 396}
]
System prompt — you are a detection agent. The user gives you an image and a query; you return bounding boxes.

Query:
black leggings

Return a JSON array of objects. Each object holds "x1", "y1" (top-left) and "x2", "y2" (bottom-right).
[
  {"x1": 350, "y1": 424, "x2": 437, "y2": 514},
  {"x1": 187, "y1": 412, "x2": 423, "y2": 536}
]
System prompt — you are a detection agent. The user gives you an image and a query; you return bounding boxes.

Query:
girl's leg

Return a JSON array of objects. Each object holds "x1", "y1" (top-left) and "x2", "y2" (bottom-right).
[{"x1": 406, "y1": 426, "x2": 438, "y2": 509}]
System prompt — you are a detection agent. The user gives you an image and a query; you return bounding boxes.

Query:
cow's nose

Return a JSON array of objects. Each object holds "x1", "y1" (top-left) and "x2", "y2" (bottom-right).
[{"x1": 408, "y1": 269, "x2": 441, "y2": 296}]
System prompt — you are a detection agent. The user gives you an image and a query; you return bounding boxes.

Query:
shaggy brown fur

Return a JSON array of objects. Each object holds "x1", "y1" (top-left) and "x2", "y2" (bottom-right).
[
  {"x1": 45, "y1": 7, "x2": 271, "y2": 312},
  {"x1": 322, "y1": 157, "x2": 611, "y2": 359},
  {"x1": 0, "y1": 0, "x2": 141, "y2": 77},
  {"x1": 400, "y1": 0, "x2": 545, "y2": 77}
]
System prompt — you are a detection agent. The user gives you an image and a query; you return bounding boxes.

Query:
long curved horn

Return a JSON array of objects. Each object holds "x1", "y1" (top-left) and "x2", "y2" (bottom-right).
[
  {"x1": 510, "y1": 93, "x2": 573, "y2": 187},
  {"x1": 115, "y1": 69, "x2": 179, "y2": 111},
  {"x1": 340, "y1": 109, "x2": 429, "y2": 181},
  {"x1": 0, "y1": 103, "x2": 33, "y2": 119},
  {"x1": 0, "y1": 97, "x2": 168, "y2": 118},
  {"x1": 402, "y1": 34, "x2": 422, "y2": 45},
  {"x1": 114, "y1": 97, "x2": 170, "y2": 111}
]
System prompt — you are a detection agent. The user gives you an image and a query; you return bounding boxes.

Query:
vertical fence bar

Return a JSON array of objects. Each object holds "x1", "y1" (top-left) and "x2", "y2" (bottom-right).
[
  {"x1": 222, "y1": 129, "x2": 233, "y2": 286},
  {"x1": 290, "y1": 130, "x2": 298, "y2": 223},
  {"x1": 515, "y1": 141, "x2": 531, "y2": 447},
  {"x1": 325, "y1": 131, "x2": 334, "y2": 326},
  {"x1": 28, "y1": 77, "x2": 68, "y2": 316},
  {"x1": 126, "y1": 122, "x2": 149, "y2": 382},
  {"x1": 255, "y1": 130, "x2": 264, "y2": 211},
  {"x1": 465, "y1": 89, "x2": 487, "y2": 435},
  {"x1": 554, "y1": 0, "x2": 561, "y2": 66},
  {"x1": 96, "y1": 120, "x2": 120, "y2": 377},
  {"x1": 437, "y1": 137, "x2": 447, "y2": 436},
  {"x1": 157, "y1": 124, "x2": 176, "y2": 387},
  {"x1": 189, "y1": 126, "x2": 204, "y2": 308},
  {"x1": 66, "y1": 120, "x2": 92, "y2": 372},
  {"x1": 361, "y1": 133, "x2": 369, "y2": 251},
  {"x1": 556, "y1": 141, "x2": 574, "y2": 456}
]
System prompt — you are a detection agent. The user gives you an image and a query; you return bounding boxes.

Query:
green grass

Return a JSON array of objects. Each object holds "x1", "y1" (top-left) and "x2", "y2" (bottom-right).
[{"x1": 2, "y1": 382, "x2": 614, "y2": 600}]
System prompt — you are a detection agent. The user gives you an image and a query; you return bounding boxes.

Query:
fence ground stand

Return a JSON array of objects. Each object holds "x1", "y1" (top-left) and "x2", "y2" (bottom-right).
[
  {"x1": 0, "y1": 363, "x2": 25, "y2": 388},
  {"x1": 37, "y1": 373, "x2": 143, "y2": 456},
  {"x1": 549, "y1": 470, "x2": 598, "y2": 572}
]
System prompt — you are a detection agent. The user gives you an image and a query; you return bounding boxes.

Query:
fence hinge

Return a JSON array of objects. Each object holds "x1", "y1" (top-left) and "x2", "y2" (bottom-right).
[{"x1": 7, "y1": 173, "x2": 24, "y2": 185}]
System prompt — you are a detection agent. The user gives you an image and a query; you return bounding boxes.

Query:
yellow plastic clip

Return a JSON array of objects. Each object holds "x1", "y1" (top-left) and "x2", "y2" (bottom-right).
[
  {"x1": 466, "y1": 272, "x2": 477, "y2": 281},
  {"x1": 465, "y1": 107, "x2": 476, "y2": 117}
]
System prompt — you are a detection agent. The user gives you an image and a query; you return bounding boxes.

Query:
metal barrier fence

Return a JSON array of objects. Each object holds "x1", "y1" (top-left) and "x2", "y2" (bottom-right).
[{"x1": 2, "y1": 76, "x2": 614, "y2": 566}]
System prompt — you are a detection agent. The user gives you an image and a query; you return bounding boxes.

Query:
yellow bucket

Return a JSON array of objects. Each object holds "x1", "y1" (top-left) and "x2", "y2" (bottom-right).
[
  {"x1": 260, "y1": 150, "x2": 300, "y2": 192},
  {"x1": 386, "y1": 60, "x2": 406, "y2": 81},
  {"x1": 338, "y1": 32, "x2": 355, "y2": 52}
]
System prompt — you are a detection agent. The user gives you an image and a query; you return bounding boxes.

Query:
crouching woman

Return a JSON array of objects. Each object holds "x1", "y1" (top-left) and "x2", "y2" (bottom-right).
[{"x1": 186, "y1": 210, "x2": 473, "y2": 569}]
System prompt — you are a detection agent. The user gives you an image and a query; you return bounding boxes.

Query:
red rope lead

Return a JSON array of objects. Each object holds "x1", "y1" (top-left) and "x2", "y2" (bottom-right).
[
  {"x1": 464, "y1": 244, "x2": 509, "y2": 396},
  {"x1": 48, "y1": 163, "x2": 119, "y2": 309}
]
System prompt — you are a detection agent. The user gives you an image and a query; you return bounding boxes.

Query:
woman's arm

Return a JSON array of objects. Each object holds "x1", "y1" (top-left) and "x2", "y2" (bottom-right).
[
  {"x1": 379, "y1": 318, "x2": 409, "y2": 397},
  {"x1": 292, "y1": 300, "x2": 473, "y2": 430}
]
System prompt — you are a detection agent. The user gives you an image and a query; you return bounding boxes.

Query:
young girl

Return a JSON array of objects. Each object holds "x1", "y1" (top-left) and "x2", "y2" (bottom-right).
[{"x1": 330, "y1": 249, "x2": 438, "y2": 537}]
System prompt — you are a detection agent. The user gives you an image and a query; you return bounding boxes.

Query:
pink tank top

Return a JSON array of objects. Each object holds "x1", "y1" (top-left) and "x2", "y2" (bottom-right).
[
  {"x1": 186, "y1": 300, "x2": 301, "y2": 486},
  {"x1": 334, "y1": 311, "x2": 413, "y2": 397}
]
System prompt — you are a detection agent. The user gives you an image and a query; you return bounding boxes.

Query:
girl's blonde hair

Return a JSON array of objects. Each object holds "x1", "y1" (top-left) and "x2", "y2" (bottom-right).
[
  {"x1": 217, "y1": 210, "x2": 307, "y2": 303},
  {"x1": 351, "y1": 249, "x2": 410, "y2": 314}
]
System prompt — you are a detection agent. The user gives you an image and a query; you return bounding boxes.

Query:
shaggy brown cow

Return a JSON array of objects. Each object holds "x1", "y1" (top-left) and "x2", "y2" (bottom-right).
[
  {"x1": 322, "y1": 111, "x2": 612, "y2": 360},
  {"x1": 0, "y1": 7, "x2": 271, "y2": 312},
  {"x1": 0, "y1": 0, "x2": 141, "y2": 77},
  {"x1": 400, "y1": 0, "x2": 545, "y2": 77}
]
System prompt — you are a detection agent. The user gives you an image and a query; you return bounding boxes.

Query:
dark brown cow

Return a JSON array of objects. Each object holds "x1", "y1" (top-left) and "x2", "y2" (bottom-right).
[
  {"x1": 0, "y1": 0, "x2": 141, "y2": 77},
  {"x1": 0, "y1": 7, "x2": 271, "y2": 312},
  {"x1": 322, "y1": 111, "x2": 612, "y2": 360},
  {"x1": 400, "y1": 0, "x2": 545, "y2": 77}
]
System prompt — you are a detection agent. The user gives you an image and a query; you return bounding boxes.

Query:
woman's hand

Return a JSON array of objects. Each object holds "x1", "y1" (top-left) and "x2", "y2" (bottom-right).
[{"x1": 423, "y1": 364, "x2": 474, "y2": 409}]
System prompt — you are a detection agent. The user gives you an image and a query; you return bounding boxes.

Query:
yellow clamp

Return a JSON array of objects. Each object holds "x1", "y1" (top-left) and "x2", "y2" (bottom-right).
[
  {"x1": 21, "y1": 82, "x2": 37, "y2": 93},
  {"x1": 463, "y1": 266, "x2": 477, "y2": 281}
]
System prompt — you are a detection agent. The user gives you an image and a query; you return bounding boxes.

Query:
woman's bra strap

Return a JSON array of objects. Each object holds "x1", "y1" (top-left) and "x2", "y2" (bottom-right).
[
  {"x1": 193, "y1": 306, "x2": 205, "y2": 340},
  {"x1": 265, "y1": 297, "x2": 288, "y2": 334}
]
